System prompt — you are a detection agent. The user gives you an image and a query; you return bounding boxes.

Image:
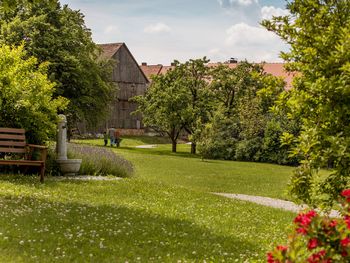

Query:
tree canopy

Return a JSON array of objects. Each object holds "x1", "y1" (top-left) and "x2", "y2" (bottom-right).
[
  {"x1": 263, "y1": 0, "x2": 350, "y2": 207},
  {"x1": 0, "y1": 0, "x2": 114, "y2": 129},
  {"x1": 132, "y1": 61, "x2": 189, "y2": 152},
  {"x1": 0, "y1": 44, "x2": 67, "y2": 143}
]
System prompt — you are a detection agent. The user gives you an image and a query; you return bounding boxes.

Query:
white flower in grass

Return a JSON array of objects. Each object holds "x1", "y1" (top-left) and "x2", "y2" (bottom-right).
[{"x1": 19, "y1": 240, "x2": 24, "y2": 245}]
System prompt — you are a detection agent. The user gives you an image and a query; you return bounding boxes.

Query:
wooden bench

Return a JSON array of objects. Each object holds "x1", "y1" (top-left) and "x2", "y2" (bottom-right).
[{"x1": 0, "y1": 128, "x2": 47, "y2": 182}]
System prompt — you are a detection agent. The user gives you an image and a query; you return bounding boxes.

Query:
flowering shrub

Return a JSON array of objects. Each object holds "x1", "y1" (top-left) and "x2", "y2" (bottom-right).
[
  {"x1": 68, "y1": 143, "x2": 134, "y2": 178},
  {"x1": 267, "y1": 189, "x2": 350, "y2": 262}
]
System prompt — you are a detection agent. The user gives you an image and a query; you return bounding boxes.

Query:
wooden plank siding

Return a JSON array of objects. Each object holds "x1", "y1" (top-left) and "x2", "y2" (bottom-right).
[{"x1": 77, "y1": 43, "x2": 149, "y2": 134}]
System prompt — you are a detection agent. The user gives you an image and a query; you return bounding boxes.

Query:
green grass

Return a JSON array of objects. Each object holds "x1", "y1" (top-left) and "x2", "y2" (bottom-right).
[
  {"x1": 78, "y1": 138, "x2": 294, "y2": 200},
  {"x1": 0, "y1": 136, "x2": 298, "y2": 262}
]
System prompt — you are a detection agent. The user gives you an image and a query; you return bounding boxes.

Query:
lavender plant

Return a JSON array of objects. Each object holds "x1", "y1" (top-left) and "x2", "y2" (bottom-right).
[{"x1": 67, "y1": 143, "x2": 133, "y2": 177}]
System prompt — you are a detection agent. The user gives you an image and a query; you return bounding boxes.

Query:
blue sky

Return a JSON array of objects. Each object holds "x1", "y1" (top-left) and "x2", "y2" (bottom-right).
[{"x1": 60, "y1": 0, "x2": 289, "y2": 65}]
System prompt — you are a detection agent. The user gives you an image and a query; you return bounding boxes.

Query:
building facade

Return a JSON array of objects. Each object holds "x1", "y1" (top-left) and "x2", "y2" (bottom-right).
[{"x1": 99, "y1": 43, "x2": 149, "y2": 132}]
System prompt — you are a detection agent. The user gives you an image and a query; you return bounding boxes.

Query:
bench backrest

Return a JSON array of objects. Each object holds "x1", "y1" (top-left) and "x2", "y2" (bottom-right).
[{"x1": 0, "y1": 128, "x2": 26, "y2": 154}]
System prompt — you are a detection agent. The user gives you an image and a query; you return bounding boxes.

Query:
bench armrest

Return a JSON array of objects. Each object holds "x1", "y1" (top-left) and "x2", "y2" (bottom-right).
[
  {"x1": 27, "y1": 144, "x2": 48, "y2": 150},
  {"x1": 26, "y1": 144, "x2": 48, "y2": 162}
]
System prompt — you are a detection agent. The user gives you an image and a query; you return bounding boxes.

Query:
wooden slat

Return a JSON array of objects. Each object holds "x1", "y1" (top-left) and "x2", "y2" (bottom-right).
[
  {"x1": 0, "y1": 134, "x2": 25, "y2": 140},
  {"x1": 0, "y1": 141, "x2": 26, "y2": 147},
  {"x1": 0, "y1": 147, "x2": 26, "y2": 153},
  {"x1": 0, "y1": 128, "x2": 25, "y2": 134},
  {"x1": 0, "y1": 160, "x2": 43, "y2": 166}
]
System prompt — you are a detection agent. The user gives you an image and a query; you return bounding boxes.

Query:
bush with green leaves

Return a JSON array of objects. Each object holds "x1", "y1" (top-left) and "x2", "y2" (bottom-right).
[
  {"x1": 198, "y1": 62, "x2": 296, "y2": 165},
  {"x1": 0, "y1": 44, "x2": 67, "y2": 143}
]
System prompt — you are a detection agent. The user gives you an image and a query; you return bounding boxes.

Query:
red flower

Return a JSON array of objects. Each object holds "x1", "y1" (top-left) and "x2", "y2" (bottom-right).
[
  {"x1": 308, "y1": 238, "x2": 318, "y2": 250},
  {"x1": 341, "y1": 237, "x2": 350, "y2": 247},
  {"x1": 297, "y1": 227, "x2": 308, "y2": 235},
  {"x1": 345, "y1": 216, "x2": 350, "y2": 229},
  {"x1": 341, "y1": 189, "x2": 350, "y2": 198},
  {"x1": 341, "y1": 250, "x2": 348, "y2": 257},
  {"x1": 276, "y1": 245, "x2": 288, "y2": 252},
  {"x1": 307, "y1": 250, "x2": 326, "y2": 263},
  {"x1": 329, "y1": 220, "x2": 337, "y2": 227},
  {"x1": 267, "y1": 252, "x2": 279, "y2": 263},
  {"x1": 306, "y1": 210, "x2": 317, "y2": 218}
]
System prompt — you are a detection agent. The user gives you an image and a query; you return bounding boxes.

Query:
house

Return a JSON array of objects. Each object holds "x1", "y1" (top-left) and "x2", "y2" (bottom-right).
[
  {"x1": 97, "y1": 43, "x2": 149, "y2": 134},
  {"x1": 140, "y1": 61, "x2": 296, "y2": 89}
]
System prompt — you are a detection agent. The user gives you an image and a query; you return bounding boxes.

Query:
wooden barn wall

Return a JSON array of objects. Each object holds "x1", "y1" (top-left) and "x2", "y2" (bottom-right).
[
  {"x1": 77, "y1": 45, "x2": 148, "y2": 134},
  {"x1": 112, "y1": 46, "x2": 147, "y2": 84}
]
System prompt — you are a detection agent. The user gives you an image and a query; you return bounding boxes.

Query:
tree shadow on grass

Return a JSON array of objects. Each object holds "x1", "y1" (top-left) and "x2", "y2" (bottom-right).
[
  {"x1": 0, "y1": 195, "x2": 258, "y2": 262},
  {"x1": 119, "y1": 146, "x2": 202, "y2": 159}
]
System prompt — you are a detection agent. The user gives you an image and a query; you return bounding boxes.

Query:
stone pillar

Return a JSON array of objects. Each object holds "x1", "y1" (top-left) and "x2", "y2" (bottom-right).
[{"x1": 57, "y1": 114, "x2": 67, "y2": 160}]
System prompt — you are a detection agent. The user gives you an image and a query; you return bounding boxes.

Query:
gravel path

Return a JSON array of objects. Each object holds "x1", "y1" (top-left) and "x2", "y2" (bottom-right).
[
  {"x1": 135, "y1": 144, "x2": 157, "y2": 148},
  {"x1": 213, "y1": 192, "x2": 340, "y2": 217}
]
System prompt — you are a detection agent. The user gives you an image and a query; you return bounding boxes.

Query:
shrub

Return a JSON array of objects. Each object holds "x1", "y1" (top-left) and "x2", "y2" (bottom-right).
[
  {"x1": 0, "y1": 44, "x2": 67, "y2": 144},
  {"x1": 267, "y1": 189, "x2": 350, "y2": 262},
  {"x1": 234, "y1": 137, "x2": 263, "y2": 161},
  {"x1": 198, "y1": 109, "x2": 240, "y2": 160},
  {"x1": 67, "y1": 143, "x2": 133, "y2": 178}
]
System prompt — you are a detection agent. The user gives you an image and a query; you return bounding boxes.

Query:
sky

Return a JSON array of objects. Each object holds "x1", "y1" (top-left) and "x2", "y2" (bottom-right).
[{"x1": 59, "y1": 0, "x2": 290, "y2": 65}]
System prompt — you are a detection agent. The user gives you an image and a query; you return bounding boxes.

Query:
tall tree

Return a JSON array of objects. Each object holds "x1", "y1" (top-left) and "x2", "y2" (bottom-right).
[
  {"x1": 263, "y1": 0, "x2": 350, "y2": 207},
  {"x1": 132, "y1": 61, "x2": 188, "y2": 152},
  {"x1": 0, "y1": 0, "x2": 114, "y2": 130},
  {"x1": 181, "y1": 57, "x2": 213, "y2": 154}
]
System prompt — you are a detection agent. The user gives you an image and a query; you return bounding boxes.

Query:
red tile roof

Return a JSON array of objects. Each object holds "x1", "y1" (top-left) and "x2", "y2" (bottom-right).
[
  {"x1": 140, "y1": 64, "x2": 163, "y2": 80},
  {"x1": 141, "y1": 62, "x2": 296, "y2": 89}
]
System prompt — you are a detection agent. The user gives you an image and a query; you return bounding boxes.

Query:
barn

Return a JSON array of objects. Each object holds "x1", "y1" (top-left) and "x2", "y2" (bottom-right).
[{"x1": 98, "y1": 43, "x2": 149, "y2": 134}]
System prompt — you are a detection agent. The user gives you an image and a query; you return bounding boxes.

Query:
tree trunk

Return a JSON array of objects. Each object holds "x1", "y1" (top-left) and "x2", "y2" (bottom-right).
[
  {"x1": 172, "y1": 141, "x2": 177, "y2": 152},
  {"x1": 191, "y1": 142, "x2": 196, "y2": 154}
]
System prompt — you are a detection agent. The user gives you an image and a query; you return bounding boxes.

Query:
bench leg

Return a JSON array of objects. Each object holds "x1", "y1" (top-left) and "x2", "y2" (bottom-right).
[{"x1": 40, "y1": 164, "x2": 45, "y2": 183}]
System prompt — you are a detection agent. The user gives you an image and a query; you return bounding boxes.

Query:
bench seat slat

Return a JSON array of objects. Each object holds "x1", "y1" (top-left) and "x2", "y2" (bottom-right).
[
  {"x1": 0, "y1": 160, "x2": 43, "y2": 166},
  {"x1": 0, "y1": 147, "x2": 26, "y2": 153},
  {"x1": 0, "y1": 128, "x2": 25, "y2": 134},
  {"x1": 0, "y1": 134, "x2": 26, "y2": 140},
  {"x1": 0, "y1": 141, "x2": 26, "y2": 147}
]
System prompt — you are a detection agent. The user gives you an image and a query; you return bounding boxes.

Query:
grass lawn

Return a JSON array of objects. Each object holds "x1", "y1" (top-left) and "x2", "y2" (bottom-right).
[
  {"x1": 78, "y1": 137, "x2": 295, "y2": 200},
  {"x1": 0, "y1": 136, "x2": 297, "y2": 262}
]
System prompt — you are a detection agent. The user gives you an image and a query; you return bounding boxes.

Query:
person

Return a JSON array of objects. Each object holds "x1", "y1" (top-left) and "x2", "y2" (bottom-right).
[
  {"x1": 108, "y1": 127, "x2": 116, "y2": 147},
  {"x1": 115, "y1": 129, "x2": 121, "y2": 147},
  {"x1": 103, "y1": 131, "x2": 108, "y2": 146}
]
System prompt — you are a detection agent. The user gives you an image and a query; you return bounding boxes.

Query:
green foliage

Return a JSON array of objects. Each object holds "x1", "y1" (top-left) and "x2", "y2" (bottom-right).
[
  {"x1": 0, "y1": 0, "x2": 115, "y2": 129},
  {"x1": 198, "y1": 108, "x2": 239, "y2": 160},
  {"x1": 0, "y1": 44, "x2": 67, "y2": 143},
  {"x1": 133, "y1": 58, "x2": 213, "y2": 153},
  {"x1": 132, "y1": 61, "x2": 189, "y2": 152},
  {"x1": 198, "y1": 62, "x2": 295, "y2": 164},
  {"x1": 263, "y1": 0, "x2": 350, "y2": 207}
]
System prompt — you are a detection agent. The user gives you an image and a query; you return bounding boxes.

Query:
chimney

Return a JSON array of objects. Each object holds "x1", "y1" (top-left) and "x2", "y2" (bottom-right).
[
  {"x1": 141, "y1": 62, "x2": 147, "y2": 66},
  {"x1": 229, "y1": 58, "x2": 238, "y2": 64}
]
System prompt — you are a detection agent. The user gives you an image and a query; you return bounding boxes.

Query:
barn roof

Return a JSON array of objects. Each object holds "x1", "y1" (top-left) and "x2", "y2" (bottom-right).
[
  {"x1": 99, "y1": 42, "x2": 149, "y2": 84},
  {"x1": 98, "y1": 43, "x2": 123, "y2": 59}
]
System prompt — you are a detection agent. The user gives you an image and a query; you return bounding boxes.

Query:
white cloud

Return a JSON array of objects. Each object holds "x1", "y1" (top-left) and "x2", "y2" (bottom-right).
[
  {"x1": 226, "y1": 23, "x2": 278, "y2": 45},
  {"x1": 103, "y1": 25, "x2": 119, "y2": 34},
  {"x1": 218, "y1": 0, "x2": 258, "y2": 8},
  {"x1": 224, "y1": 22, "x2": 287, "y2": 62},
  {"x1": 144, "y1": 23, "x2": 171, "y2": 34},
  {"x1": 261, "y1": 6, "x2": 289, "y2": 20}
]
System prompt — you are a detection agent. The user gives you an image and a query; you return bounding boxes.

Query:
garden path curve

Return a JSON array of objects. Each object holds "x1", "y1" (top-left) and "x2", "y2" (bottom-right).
[{"x1": 213, "y1": 193, "x2": 340, "y2": 217}]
